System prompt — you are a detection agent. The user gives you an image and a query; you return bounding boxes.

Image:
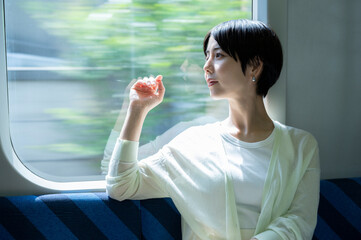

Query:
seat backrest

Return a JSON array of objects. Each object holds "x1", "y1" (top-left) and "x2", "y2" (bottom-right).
[
  {"x1": 313, "y1": 178, "x2": 361, "y2": 240},
  {"x1": 0, "y1": 192, "x2": 181, "y2": 240}
]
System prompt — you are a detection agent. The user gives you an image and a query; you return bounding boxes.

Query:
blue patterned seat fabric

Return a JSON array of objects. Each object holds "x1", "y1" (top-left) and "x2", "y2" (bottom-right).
[
  {"x1": 0, "y1": 177, "x2": 360, "y2": 239},
  {"x1": 0, "y1": 193, "x2": 180, "y2": 240},
  {"x1": 312, "y1": 177, "x2": 361, "y2": 240}
]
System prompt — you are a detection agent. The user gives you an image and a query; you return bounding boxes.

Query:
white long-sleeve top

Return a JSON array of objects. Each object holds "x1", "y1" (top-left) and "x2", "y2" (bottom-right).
[
  {"x1": 220, "y1": 125, "x2": 275, "y2": 234},
  {"x1": 106, "y1": 121, "x2": 320, "y2": 240}
]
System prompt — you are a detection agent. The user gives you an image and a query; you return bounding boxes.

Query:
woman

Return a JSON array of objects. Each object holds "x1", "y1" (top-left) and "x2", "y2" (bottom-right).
[{"x1": 106, "y1": 19, "x2": 320, "y2": 240}]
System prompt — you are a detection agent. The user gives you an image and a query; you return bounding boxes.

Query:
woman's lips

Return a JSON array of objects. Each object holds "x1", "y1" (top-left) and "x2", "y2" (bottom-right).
[{"x1": 207, "y1": 79, "x2": 218, "y2": 87}]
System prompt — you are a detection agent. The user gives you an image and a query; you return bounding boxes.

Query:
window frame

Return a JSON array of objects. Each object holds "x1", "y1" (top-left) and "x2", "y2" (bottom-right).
[
  {"x1": 254, "y1": 0, "x2": 287, "y2": 125},
  {"x1": 0, "y1": 0, "x2": 105, "y2": 191}
]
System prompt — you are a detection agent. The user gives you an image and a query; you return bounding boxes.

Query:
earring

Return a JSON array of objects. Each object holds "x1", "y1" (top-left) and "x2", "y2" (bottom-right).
[{"x1": 252, "y1": 76, "x2": 256, "y2": 82}]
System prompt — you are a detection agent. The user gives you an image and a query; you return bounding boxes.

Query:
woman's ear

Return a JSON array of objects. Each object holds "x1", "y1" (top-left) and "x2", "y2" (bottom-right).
[{"x1": 248, "y1": 57, "x2": 263, "y2": 80}]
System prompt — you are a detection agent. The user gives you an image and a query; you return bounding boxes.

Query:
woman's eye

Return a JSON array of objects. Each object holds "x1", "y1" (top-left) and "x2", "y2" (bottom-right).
[{"x1": 205, "y1": 52, "x2": 223, "y2": 61}]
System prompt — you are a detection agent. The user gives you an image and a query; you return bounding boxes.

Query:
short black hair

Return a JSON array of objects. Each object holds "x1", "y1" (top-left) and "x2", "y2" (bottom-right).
[{"x1": 203, "y1": 19, "x2": 283, "y2": 97}]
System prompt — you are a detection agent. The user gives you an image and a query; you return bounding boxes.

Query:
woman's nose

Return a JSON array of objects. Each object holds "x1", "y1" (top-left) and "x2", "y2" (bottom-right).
[{"x1": 203, "y1": 58, "x2": 213, "y2": 73}]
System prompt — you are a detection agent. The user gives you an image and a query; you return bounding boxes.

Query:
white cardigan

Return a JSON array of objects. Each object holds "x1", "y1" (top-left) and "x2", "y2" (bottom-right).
[{"x1": 106, "y1": 121, "x2": 320, "y2": 240}]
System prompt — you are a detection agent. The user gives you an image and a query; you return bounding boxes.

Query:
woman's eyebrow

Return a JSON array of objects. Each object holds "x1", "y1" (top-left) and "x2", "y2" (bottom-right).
[{"x1": 205, "y1": 47, "x2": 222, "y2": 54}]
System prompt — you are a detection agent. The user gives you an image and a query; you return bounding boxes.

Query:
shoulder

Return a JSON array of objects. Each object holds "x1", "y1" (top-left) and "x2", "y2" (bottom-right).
[
  {"x1": 165, "y1": 121, "x2": 220, "y2": 149},
  {"x1": 158, "y1": 122, "x2": 221, "y2": 164},
  {"x1": 274, "y1": 121, "x2": 318, "y2": 150},
  {"x1": 274, "y1": 121, "x2": 320, "y2": 170}
]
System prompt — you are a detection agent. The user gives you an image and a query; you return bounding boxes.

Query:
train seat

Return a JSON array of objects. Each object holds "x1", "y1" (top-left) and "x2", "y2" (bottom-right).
[{"x1": 0, "y1": 177, "x2": 360, "y2": 239}]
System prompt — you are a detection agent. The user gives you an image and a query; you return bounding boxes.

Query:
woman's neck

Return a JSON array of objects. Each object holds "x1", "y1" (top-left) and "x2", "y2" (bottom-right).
[{"x1": 224, "y1": 95, "x2": 274, "y2": 142}]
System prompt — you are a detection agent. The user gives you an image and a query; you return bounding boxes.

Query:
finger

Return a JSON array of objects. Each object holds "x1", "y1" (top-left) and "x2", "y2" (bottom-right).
[
  {"x1": 155, "y1": 75, "x2": 163, "y2": 82},
  {"x1": 156, "y1": 75, "x2": 164, "y2": 89},
  {"x1": 156, "y1": 76, "x2": 165, "y2": 97}
]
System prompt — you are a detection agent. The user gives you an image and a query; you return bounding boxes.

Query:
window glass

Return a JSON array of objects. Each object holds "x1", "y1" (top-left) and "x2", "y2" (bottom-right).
[{"x1": 5, "y1": 0, "x2": 252, "y2": 181}]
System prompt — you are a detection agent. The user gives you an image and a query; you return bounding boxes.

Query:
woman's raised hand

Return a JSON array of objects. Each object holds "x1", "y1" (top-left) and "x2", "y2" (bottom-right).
[{"x1": 129, "y1": 75, "x2": 165, "y2": 112}]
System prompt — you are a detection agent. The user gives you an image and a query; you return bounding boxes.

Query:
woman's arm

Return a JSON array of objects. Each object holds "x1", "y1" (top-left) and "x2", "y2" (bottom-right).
[
  {"x1": 106, "y1": 75, "x2": 168, "y2": 200},
  {"x1": 101, "y1": 115, "x2": 217, "y2": 174},
  {"x1": 119, "y1": 75, "x2": 165, "y2": 142},
  {"x1": 253, "y1": 136, "x2": 320, "y2": 240}
]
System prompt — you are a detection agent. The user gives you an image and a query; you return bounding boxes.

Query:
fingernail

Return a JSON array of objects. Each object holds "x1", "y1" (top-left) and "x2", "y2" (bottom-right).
[{"x1": 156, "y1": 75, "x2": 163, "y2": 81}]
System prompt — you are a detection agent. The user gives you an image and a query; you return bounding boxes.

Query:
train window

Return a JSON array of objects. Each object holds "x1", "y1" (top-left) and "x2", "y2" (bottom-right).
[{"x1": 4, "y1": 0, "x2": 252, "y2": 182}]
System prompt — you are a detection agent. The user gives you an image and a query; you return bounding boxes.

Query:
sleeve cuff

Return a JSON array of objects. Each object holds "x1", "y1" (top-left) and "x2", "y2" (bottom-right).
[
  {"x1": 253, "y1": 230, "x2": 281, "y2": 240},
  {"x1": 113, "y1": 138, "x2": 139, "y2": 163}
]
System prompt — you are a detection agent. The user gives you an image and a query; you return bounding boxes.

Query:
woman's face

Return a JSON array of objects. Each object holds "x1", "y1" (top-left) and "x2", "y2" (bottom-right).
[{"x1": 203, "y1": 36, "x2": 253, "y2": 100}]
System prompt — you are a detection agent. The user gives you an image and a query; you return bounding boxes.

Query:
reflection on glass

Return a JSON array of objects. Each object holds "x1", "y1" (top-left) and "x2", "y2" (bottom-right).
[{"x1": 5, "y1": 0, "x2": 252, "y2": 181}]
